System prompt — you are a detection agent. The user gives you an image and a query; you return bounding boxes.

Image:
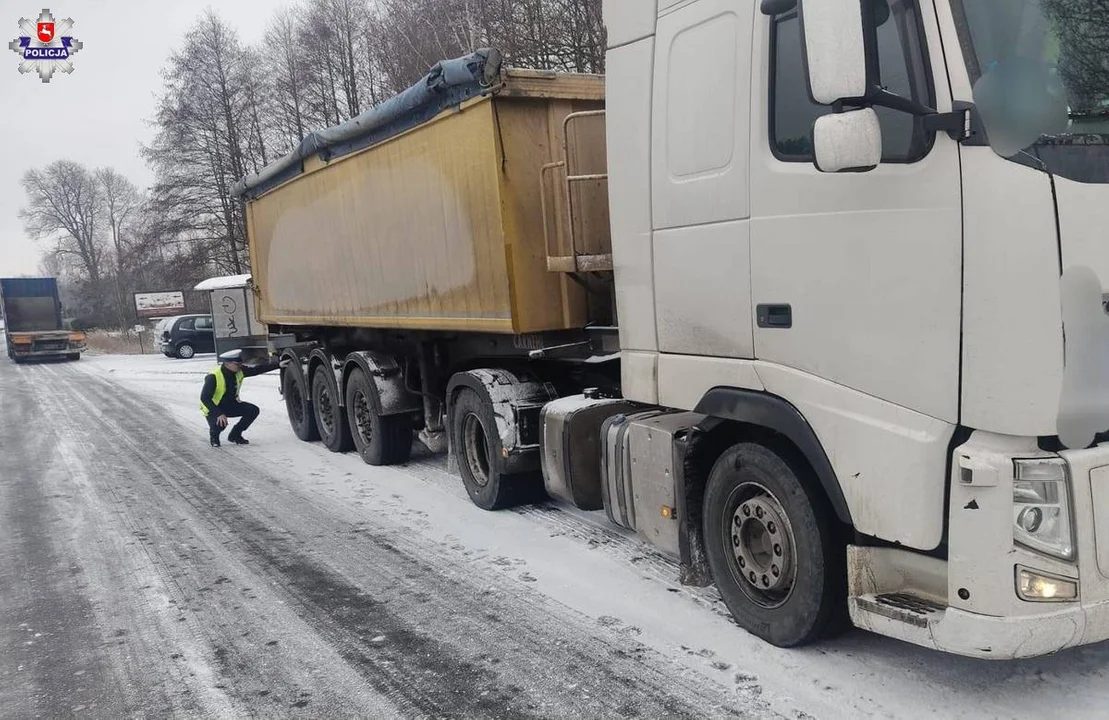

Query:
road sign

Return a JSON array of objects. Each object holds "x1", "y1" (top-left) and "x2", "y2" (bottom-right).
[{"x1": 134, "y1": 291, "x2": 185, "y2": 318}]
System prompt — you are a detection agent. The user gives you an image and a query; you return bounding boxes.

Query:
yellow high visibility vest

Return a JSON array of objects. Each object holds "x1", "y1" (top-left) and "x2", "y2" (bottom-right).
[{"x1": 201, "y1": 366, "x2": 245, "y2": 416}]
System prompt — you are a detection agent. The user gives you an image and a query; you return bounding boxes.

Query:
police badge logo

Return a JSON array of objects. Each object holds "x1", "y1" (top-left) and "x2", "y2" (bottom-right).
[{"x1": 8, "y1": 9, "x2": 82, "y2": 83}]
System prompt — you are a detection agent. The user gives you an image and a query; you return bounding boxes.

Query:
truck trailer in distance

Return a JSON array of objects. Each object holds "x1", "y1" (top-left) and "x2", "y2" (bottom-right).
[
  {"x1": 235, "y1": 0, "x2": 1109, "y2": 659},
  {"x1": 1, "y1": 277, "x2": 85, "y2": 363}
]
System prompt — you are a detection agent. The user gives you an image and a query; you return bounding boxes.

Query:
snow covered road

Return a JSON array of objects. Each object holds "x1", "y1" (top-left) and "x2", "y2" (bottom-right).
[{"x1": 3, "y1": 354, "x2": 1109, "y2": 718}]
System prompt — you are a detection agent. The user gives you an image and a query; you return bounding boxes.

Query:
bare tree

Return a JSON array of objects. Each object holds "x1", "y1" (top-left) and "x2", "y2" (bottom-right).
[
  {"x1": 145, "y1": 10, "x2": 263, "y2": 275},
  {"x1": 265, "y1": 7, "x2": 310, "y2": 147},
  {"x1": 21, "y1": 161, "x2": 106, "y2": 287},
  {"x1": 95, "y1": 168, "x2": 142, "y2": 328}
]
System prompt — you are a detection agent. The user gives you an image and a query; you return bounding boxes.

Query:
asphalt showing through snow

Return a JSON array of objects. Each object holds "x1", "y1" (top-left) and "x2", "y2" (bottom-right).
[{"x1": 0, "y1": 357, "x2": 749, "y2": 718}]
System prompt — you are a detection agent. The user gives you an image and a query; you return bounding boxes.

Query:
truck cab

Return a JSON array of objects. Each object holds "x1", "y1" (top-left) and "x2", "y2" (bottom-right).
[{"x1": 601, "y1": 0, "x2": 1109, "y2": 657}]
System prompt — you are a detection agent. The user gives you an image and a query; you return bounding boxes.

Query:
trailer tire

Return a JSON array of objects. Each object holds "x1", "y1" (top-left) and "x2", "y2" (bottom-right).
[
  {"x1": 67, "y1": 353, "x2": 81, "y2": 361},
  {"x1": 450, "y1": 387, "x2": 542, "y2": 511},
  {"x1": 703, "y1": 442, "x2": 845, "y2": 648},
  {"x1": 345, "y1": 368, "x2": 412, "y2": 466},
  {"x1": 283, "y1": 366, "x2": 320, "y2": 442},
  {"x1": 311, "y1": 366, "x2": 354, "y2": 453}
]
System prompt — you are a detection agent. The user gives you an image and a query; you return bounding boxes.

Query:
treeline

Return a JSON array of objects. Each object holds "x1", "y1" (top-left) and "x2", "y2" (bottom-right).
[{"x1": 22, "y1": 0, "x2": 603, "y2": 328}]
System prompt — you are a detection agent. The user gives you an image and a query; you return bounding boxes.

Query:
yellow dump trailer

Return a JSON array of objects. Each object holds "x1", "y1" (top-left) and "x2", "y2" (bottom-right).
[{"x1": 242, "y1": 68, "x2": 606, "y2": 335}]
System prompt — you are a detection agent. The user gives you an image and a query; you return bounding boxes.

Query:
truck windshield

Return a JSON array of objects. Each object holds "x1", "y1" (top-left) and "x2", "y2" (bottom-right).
[{"x1": 953, "y1": 0, "x2": 1109, "y2": 182}]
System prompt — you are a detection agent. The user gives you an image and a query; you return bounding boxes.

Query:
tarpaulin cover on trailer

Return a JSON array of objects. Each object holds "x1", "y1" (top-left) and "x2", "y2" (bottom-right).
[{"x1": 231, "y1": 48, "x2": 503, "y2": 200}]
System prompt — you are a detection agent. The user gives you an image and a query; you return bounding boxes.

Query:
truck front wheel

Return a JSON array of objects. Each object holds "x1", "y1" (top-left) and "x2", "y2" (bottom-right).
[
  {"x1": 283, "y1": 366, "x2": 320, "y2": 442},
  {"x1": 344, "y1": 368, "x2": 411, "y2": 466},
  {"x1": 703, "y1": 442, "x2": 846, "y2": 648}
]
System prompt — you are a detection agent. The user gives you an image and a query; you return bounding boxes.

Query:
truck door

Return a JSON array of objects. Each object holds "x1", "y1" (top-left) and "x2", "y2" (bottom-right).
[
  {"x1": 649, "y1": 0, "x2": 757, "y2": 364},
  {"x1": 749, "y1": 3, "x2": 962, "y2": 425}
]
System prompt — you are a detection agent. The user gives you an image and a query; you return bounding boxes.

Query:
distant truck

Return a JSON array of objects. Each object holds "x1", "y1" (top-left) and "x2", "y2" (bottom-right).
[{"x1": 1, "y1": 277, "x2": 85, "y2": 363}]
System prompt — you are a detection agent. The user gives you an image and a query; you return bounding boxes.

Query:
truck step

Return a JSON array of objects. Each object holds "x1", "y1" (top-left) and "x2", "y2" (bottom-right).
[{"x1": 854, "y1": 592, "x2": 946, "y2": 629}]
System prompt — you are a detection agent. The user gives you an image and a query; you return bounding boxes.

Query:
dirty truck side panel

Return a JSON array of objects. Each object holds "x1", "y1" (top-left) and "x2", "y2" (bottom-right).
[{"x1": 247, "y1": 92, "x2": 599, "y2": 335}]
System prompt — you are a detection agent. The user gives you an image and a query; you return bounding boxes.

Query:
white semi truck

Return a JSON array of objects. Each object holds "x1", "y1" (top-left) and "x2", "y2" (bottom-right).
[{"x1": 234, "y1": 0, "x2": 1109, "y2": 658}]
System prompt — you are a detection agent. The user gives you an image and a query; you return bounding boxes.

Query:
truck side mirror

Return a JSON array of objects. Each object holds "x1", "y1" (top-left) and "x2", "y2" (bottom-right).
[
  {"x1": 796, "y1": 0, "x2": 886, "y2": 173},
  {"x1": 798, "y1": 0, "x2": 870, "y2": 104},
  {"x1": 813, "y1": 109, "x2": 882, "y2": 172}
]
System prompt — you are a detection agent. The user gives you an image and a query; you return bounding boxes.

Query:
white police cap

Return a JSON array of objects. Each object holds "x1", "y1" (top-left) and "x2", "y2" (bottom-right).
[{"x1": 219, "y1": 349, "x2": 243, "y2": 362}]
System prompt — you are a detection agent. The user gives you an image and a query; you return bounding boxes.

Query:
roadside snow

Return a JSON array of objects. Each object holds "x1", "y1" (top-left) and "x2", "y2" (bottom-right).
[{"x1": 75, "y1": 353, "x2": 1109, "y2": 719}]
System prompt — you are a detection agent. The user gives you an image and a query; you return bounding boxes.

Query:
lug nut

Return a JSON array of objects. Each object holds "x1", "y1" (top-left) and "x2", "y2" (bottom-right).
[
  {"x1": 755, "y1": 506, "x2": 764, "y2": 519},
  {"x1": 767, "y1": 521, "x2": 776, "y2": 534}
]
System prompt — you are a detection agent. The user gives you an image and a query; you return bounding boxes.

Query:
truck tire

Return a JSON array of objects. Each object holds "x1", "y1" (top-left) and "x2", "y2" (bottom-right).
[
  {"x1": 450, "y1": 387, "x2": 543, "y2": 511},
  {"x1": 176, "y1": 342, "x2": 195, "y2": 359},
  {"x1": 67, "y1": 353, "x2": 81, "y2": 361},
  {"x1": 311, "y1": 366, "x2": 354, "y2": 453},
  {"x1": 283, "y1": 366, "x2": 320, "y2": 442},
  {"x1": 702, "y1": 442, "x2": 846, "y2": 648},
  {"x1": 344, "y1": 368, "x2": 412, "y2": 466}
]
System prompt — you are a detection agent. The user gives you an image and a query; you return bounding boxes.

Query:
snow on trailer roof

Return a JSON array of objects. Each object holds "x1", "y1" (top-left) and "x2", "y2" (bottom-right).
[
  {"x1": 194, "y1": 275, "x2": 252, "y2": 291},
  {"x1": 231, "y1": 48, "x2": 503, "y2": 201}
]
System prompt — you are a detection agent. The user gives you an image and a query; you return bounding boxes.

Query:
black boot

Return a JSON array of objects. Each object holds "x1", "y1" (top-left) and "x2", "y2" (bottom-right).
[
  {"x1": 227, "y1": 432, "x2": 249, "y2": 445},
  {"x1": 210, "y1": 434, "x2": 221, "y2": 448}
]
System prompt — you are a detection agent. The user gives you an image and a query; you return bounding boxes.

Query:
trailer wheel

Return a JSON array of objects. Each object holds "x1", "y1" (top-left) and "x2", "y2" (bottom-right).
[
  {"x1": 311, "y1": 367, "x2": 353, "y2": 453},
  {"x1": 450, "y1": 387, "x2": 542, "y2": 510},
  {"x1": 703, "y1": 442, "x2": 845, "y2": 648},
  {"x1": 67, "y1": 353, "x2": 81, "y2": 361},
  {"x1": 283, "y1": 365, "x2": 320, "y2": 442},
  {"x1": 345, "y1": 368, "x2": 412, "y2": 466}
]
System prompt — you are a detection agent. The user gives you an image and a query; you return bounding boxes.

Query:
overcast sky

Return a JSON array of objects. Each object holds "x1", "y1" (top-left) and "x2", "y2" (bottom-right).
[{"x1": 0, "y1": 0, "x2": 286, "y2": 277}]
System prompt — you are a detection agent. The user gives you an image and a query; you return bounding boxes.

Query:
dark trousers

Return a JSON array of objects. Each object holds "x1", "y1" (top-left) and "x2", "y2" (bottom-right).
[{"x1": 206, "y1": 401, "x2": 260, "y2": 441}]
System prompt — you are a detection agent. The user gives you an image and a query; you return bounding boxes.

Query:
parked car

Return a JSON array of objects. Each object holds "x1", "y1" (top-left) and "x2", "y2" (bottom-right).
[{"x1": 159, "y1": 314, "x2": 215, "y2": 359}]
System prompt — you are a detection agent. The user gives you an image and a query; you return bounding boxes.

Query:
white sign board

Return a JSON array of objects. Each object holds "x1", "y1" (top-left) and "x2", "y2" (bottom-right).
[{"x1": 134, "y1": 291, "x2": 186, "y2": 318}]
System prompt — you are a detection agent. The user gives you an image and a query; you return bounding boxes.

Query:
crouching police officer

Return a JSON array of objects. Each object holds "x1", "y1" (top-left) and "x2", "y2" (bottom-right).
[{"x1": 200, "y1": 349, "x2": 290, "y2": 447}]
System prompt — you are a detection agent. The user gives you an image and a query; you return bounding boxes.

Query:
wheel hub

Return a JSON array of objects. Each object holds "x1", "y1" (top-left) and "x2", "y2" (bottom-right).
[
  {"x1": 317, "y1": 384, "x2": 333, "y2": 432},
  {"x1": 289, "y1": 384, "x2": 305, "y2": 424},
  {"x1": 730, "y1": 494, "x2": 794, "y2": 595},
  {"x1": 461, "y1": 413, "x2": 490, "y2": 488},
  {"x1": 353, "y1": 390, "x2": 373, "y2": 444}
]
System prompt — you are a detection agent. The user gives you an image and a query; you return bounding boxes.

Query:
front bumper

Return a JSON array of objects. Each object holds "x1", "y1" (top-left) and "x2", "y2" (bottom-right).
[
  {"x1": 851, "y1": 595, "x2": 1094, "y2": 659},
  {"x1": 853, "y1": 435, "x2": 1109, "y2": 659},
  {"x1": 11, "y1": 341, "x2": 84, "y2": 357}
]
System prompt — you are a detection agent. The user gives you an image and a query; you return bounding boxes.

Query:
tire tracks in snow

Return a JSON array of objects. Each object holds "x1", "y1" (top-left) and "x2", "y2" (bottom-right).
[{"x1": 49, "y1": 362, "x2": 757, "y2": 718}]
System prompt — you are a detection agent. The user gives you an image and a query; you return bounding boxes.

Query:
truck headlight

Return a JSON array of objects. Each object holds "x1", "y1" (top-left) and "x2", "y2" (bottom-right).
[{"x1": 1013, "y1": 458, "x2": 1075, "y2": 561}]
